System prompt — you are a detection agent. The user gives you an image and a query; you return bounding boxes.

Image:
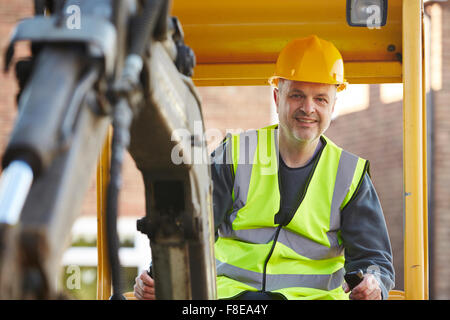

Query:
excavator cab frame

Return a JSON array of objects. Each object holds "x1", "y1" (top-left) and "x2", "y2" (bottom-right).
[{"x1": 96, "y1": 0, "x2": 428, "y2": 300}]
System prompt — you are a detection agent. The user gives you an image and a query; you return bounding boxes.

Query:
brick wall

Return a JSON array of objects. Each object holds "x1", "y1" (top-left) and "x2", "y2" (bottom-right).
[
  {"x1": 199, "y1": 86, "x2": 275, "y2": 152},
  {"x1": 0, "y1": 0, "x2": 32, "y2": 166}
]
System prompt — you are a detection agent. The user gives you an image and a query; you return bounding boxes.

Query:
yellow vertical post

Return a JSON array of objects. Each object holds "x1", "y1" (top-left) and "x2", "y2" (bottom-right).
[
  {"x1": 403, "y1": 0, "x2": 425, "y2": 300},
  {"x1": 421, "y1": 11, "x2": 429, "y2": 300},
  {"x1": 96, "y1": 128, "x2": 112, "y2": 300}
]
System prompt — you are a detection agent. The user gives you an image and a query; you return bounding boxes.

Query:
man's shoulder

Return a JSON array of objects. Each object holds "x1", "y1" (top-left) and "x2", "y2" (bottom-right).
[{"x1": 322, "y1": 135, "x2": 368, "y2": 161}]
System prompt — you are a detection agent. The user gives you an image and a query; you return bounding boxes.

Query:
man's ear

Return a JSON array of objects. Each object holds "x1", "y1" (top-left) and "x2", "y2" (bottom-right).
[{"x1": 273, "y1": 88, "x2": 279, "y2": 113}]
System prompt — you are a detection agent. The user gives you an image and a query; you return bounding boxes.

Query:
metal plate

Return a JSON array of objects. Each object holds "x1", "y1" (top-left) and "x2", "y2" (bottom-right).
[{"x1": 171, "y1": 0, "x2": 402, "y2": 85}]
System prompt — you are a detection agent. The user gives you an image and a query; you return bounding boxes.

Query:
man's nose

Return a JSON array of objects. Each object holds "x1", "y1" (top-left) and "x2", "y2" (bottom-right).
[{"x1": 300, "y1": 97, "x2": 315, "y2": 115}]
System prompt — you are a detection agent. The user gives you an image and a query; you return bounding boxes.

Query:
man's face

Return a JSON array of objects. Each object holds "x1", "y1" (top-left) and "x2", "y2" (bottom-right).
[{"x1": 274, "y1": 79, "x2": 337, "y2": 144}]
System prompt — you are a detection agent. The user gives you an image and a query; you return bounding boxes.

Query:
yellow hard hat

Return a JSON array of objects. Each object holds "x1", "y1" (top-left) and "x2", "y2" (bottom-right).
[{"x1": 269, "y1": 35, "x2": 347, "y2": 92}]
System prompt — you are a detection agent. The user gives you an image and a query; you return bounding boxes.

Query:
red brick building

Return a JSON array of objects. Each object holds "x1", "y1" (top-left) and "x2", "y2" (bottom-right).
[{"x1": 0, "y1": 0, "x2": 449, "y2": 299}]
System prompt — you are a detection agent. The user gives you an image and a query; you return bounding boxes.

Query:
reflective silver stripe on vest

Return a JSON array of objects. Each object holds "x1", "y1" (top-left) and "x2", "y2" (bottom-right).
[
  {"x1": 329, "y1": 150, "x2": 359, "y2": 231},
  {"x1": 219, "y1": 138, "x2": 361, "y2": 260},
  {"x1": 230, "y1": 130, "x2": 258, "y2": 221},
  {"x1": 218, "y1": 227, "x2": 341, "y2": 260},
  {"x1": 327, "y1": 150, "x2": 359, "y2": 251},
  {"x1": 216, "y1": 259, "x2": 345, "y2": 291}
]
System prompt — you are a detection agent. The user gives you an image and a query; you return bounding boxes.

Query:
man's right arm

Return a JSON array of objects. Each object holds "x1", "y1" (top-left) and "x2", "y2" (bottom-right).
[
  {"x1": 210, "y1": 138, "x2": 235, "y2": 240},
  {"x1": 340, "y1": 173, "x2": 395, "y2": 299}
]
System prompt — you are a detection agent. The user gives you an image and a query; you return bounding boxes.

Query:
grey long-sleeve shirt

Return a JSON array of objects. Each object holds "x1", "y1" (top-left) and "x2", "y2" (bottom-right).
[{"x1": 210, "y1": 137, "x2": 395, "y2": 299}]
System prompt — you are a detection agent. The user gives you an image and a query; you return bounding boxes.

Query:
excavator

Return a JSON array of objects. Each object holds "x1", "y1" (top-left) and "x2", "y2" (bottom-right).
[{"x1": 0, "y1": 0, "x2": 428, "y2": 300}]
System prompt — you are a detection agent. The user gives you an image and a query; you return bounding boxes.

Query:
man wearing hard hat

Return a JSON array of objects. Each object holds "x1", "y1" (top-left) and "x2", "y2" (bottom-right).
[{"x1": 135, "y1": 35, "x2": 395, "y2": 300}]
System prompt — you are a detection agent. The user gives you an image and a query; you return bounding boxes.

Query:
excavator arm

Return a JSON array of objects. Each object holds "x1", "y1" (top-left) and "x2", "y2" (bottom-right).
[{"x1": 0, "y1": 0, "x2": 216, "y2": 300}]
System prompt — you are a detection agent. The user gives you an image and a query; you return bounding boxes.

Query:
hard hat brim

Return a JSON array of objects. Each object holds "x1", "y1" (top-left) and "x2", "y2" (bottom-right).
[{"x1": 268, "y1": 76, "x2": 347, "y2": 92}]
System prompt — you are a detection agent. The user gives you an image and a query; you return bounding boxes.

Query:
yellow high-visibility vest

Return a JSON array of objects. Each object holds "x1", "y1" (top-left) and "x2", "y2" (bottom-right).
[{"x1": 215, "y1": 124, "x2": 369, "y2": 300}]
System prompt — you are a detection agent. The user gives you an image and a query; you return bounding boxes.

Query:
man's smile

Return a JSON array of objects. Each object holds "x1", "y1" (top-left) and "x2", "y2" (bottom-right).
[{"x1": 294, "y1": 116, "x2": 318, "y2": 126}]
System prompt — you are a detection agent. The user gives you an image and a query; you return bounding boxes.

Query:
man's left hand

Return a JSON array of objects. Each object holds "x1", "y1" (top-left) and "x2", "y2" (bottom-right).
[{"x1": 342, "y1": 273, "x2": 382, "y2": 300}]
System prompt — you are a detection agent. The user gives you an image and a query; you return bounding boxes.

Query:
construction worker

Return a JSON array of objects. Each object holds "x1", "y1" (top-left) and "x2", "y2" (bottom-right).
[{"x1": 134, "y1": 35, "x2": 395, "y2": 300}]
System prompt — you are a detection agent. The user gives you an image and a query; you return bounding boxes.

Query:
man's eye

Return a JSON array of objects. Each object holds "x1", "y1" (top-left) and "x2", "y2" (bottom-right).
[{"x1": 315, "y1": 97, "x2": 327, "y2": 104}]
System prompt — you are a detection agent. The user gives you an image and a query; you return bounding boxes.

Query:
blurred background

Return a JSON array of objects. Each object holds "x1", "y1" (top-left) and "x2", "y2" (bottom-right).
[{"x1": 0, "y1": 0, "x2": 449, "y2": 299}]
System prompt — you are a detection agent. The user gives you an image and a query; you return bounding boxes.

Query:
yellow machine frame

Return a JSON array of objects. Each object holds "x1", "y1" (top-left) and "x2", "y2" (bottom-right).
[{"x1": 96, "y1": 0, "x2": 428, "y2": 300}]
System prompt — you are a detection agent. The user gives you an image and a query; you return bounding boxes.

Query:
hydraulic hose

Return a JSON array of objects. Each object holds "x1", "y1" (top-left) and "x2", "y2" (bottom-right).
[
  {"x1": 129, "y1": 0, "x2": 164, "y2": 58},
  {"x1": 105, "y1": 0, "x2": 165, "y2": 299},
  {"x1": 106, "y1": 98, "x2": 133, "y2": 300}
]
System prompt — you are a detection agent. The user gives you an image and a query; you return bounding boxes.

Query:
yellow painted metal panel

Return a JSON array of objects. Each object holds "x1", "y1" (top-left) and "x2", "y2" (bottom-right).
[
  {"x1": 173, "y1": 0, "x2": 403, "y2": 85},
  {"x1": 344, "y1": 61, "x2": 402, "y2": 84},
  {"x1": 402, "y1": 0, "x2": 425, "y2": 300},
  {"x1": 96, "y1": 128, "x2": 112, "y2": 300},
  {"x1": 192, "y1": 61, "x2": 402, "y2": 86}
]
